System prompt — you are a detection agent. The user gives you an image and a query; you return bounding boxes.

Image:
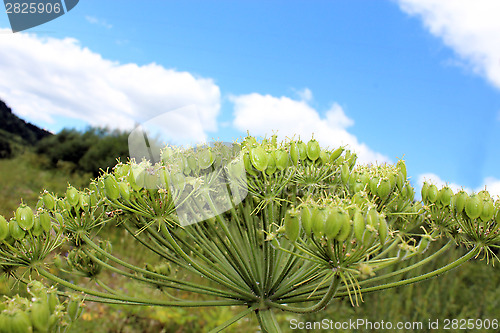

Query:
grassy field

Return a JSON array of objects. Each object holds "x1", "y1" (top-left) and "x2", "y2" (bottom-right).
[{"x1": 0, "y1": 153, "x2": 91, "y2": 218}]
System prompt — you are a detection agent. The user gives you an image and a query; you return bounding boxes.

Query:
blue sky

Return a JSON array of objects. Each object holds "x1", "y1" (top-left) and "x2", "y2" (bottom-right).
[{"x1": 1, "y1": 0, "x2": 500, "y2": 197}]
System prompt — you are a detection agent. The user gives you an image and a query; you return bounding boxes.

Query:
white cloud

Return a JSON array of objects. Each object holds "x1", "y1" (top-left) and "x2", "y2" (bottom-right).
[
  {"x1": 483, "y1": 177, "x2": 500, "y2": 199},
  {"x1": 296, "y1": 88, "x2": 313, "y2": 102},
  {"x1": 417, "y1": 173, "x2": 500, "y2": 199},
  {"x1": 397, "y1": 0, "x2": 500, "y2": 90},
  {"x1": 230, "y1": 92, "x2": 389, "y2": 164},
  {"x1": 85, "y1": 16, "x2": 112, "y2": 29},
  {"x1": 0, "y1": 29, "x2": 221, "y2": 143}
]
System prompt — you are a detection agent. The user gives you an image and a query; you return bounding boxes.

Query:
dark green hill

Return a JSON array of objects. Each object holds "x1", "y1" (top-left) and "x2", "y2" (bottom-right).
[{"x1": 0, "y1": 98, "x2": 52, "y2": 157}]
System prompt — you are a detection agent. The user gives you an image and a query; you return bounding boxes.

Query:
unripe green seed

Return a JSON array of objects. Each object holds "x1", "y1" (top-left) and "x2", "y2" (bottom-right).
[
  {"x1": 387, "y1": 173, "x2": 397, "y2": 190},
  {"x1": 243, "y1": 152, "x2": 257, "y2": 176},
  {"x1": 454, "y1": 191, "x2": 467, "y2": 213},
  {"x1": 347, "y1": 152, "x2": 357, "y2": 169},
  {"x1": 306, "y1": 139, "x2": 320, "y2": 161},
  {"x1": 352, "y1": 209, "x2": 365, "y2": 242},
  {"x1": 427, "y1": 184, "x2": 438, "y2": 203},
  {"x1": 319, "y1": 150, "x2": 329, "y2": 164},
  {"x1": 129, "y1": 165, "x2": 145, "y2": 190},
  {"x1": 340, "y1": 163, "x2": 350, "y2": 184},
  {"x1": 352, "y1": 191, "x2": 369, "y2": 207},
  {"x1": 199, "y1": 148, "x2": 214, "y2": 169},
  {"x1": 250, "y1": 146, "x2": 268, "y2": 172},
  {"x1": 67, "y1": 295, "x2": 84, "y2": 322},
  {"x1": 396, "y1": 171, "x2": 405, "y2": 191},
  {"x1": 180, "y1": 155, "x2": 191, "y2": 175},
  {"x1": 366, "y1": 208, "x2": 379, "y2": 228},
  {"x1": 187, "y1": 155, "x2": 198, "y2": 173},
  {"x1": 31, "y1": 299, "x2": 50, "y2": 331},
  {"x1": 300, "y1": 206, "x2": 313, "y2": 235},
  {"x1": 227, "y1": 159, "x2": 245, "y2": 180},
  {"x1": 266, "y1": 151, "x2": 277, "y2": 175},
  {"x1": 15, "y1": 205, "x2": 35, "y2": 231},
  {"x1": 359, "y1": 172, "x2": 370, "y2": 187},
  {"x1": 438, "y1": 187, "x2": 453, "y2": 207},
  {"x1": 404, "y1": 184, "x2": 415, "y2": 201},
  {"x1": 275, "y1": 149, "x2": 289, "y2": 171},
  {"x1": 351, "y1": 180, "x2": 364, "y2": 193},
  {"x1": 8, "y1": 310, "x2": 32, "y2": 333},
  {"x1": 421, "y1": 182, "x2": 430, "y2": 202},
  {"x1": 113, "y1": 163, "x2": 130, "y2": 179},
  {"x1": 397, "y1": 159, "x2": 407, "y2": 180},
  {"x1": 329, "y1": 147, "x2": 344, "y2": 163},
  {"x1": 480, "y1": 198, "x2": 494, "y2": 221},
  {"x1": 284, "y1": 211, "x2": 300, "y2": 242},
  {"x1": 171, "y1": 173, "x2": 185, "y2": 192},
  {"x1": 42, "y1": 192, "x2": 55, "y2": 210},
  {"x1": 66, "y1": 186, "x2": 80, "y2": 207},
  {"x1": 104, "y1": 176, "x2": 120, "y2": 201},
  {"x1": 369, "y1": 176, "x2": 379, "y2": 195},
  {"x1": 32, "y1": 215, "x2": 43, "y2": 236},
  {"x1": 377, "y1": 178, "x2": 391, "y2": 199},
  {"x1": 39, "y1": 211, "x2": 51, "y2": 232},
  {"x1": 378, "y1": 216, "x2": 388, "y2": 245},
  {"x1": 312, "y1": 207, "x2": 327, "y2": 238},
  {"x1": 48, "y1": 292, "x2": 60, "y2": 313},
  {"x1": 362, "y1": 228, "x2": 376, "y2": 247},
  {"x1": 0, "y1": 215, "x2": 9, "y2": 240},
  {"x1": 324, "y1": 207, "x2": 343, "y2": 239},
  {"x1": 297, "y1": 141, "x2": 307, "y2": 161},
  {"x1": 144, "y1": 171, "x2": 159, "y2": 190},
  {"x1": 465, "y1": 194, "x2": 482, "y2": 220},
  {"x1": 478, "y1": 190, "x2": 491, "y2": 201},
  {"x1": 417, "y1": 235, "x2": 431, "y2": 254},
  {"x1": 119, "y1": 182, "x2": 131, "y2": 201},
  {"x1": 289, "y1": 142, "x2": 299, "y2": 166},
  {"x1": 9, "y1": 219, "x2": 25, "y2": 240},
  {"x1": 335, "y1": 211, "x2": 352, "y2": 242}
]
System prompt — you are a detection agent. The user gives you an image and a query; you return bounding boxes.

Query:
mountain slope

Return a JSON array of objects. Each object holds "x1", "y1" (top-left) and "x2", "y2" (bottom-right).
[
  {"x1": 0, "y1": 99, "x2": 52, "y2": 144},
  {"x1": 0, "y1": 98, "x2": 52, "y2": 157}
]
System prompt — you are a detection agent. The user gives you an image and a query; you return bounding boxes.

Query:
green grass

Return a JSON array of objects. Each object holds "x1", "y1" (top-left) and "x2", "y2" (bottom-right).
[{"x1": 0, "y1": 153, "x2": 90, "y2": 218}]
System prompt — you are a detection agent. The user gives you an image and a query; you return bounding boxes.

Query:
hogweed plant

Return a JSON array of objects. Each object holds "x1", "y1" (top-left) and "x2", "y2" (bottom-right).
[{"x1": 1, "y1": 134, "x2": 499, "y2": 332}]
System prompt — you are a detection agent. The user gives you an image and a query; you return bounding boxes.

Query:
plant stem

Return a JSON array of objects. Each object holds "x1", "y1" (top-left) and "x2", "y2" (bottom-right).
[
  {"x1": 269, "y1": 272, "x2": 340, "y2": 314},
  {"x1": 38, "y1": 267, "x2": 245, "y2": 307},
  {"x1": 335, "y1": 245, "x2": 479, "y2": 297},
  {"x1": 208, "y1": 304, "x2": 260, "y2": 333},
  {"x1": 255, "y1": 308, "x2": 282, "y2": 333}
]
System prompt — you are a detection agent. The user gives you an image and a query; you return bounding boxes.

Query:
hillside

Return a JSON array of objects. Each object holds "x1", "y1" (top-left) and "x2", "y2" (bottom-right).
[{"x1": 0, "y1": 98, "x2": 52, "y2": 157}]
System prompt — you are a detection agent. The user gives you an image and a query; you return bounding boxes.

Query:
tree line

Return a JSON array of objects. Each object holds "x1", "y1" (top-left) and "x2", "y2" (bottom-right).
[{"x1": 35, "y1": 127, "x2": 130, "y2": 177}]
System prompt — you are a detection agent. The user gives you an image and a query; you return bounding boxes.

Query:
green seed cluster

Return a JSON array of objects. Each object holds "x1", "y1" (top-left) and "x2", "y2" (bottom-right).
[
  {"x1": 421, "y1": 182, "x2": 500, "y2": 246},
  {"x1": 284, "y1": 196, "x2": 388, "y2": 267},
  {"x1": 0, "y1": 281, "x2": 83, "y2": 333},
  {"x1": 0, "y1": 203, "x2": 54, "y2": 245},
  {"x1": 65, "y1": 240, "x2": 112, "y2": 278},
  {"x1": 241, "y1": 135, "x2": 350, "y2": 177}
]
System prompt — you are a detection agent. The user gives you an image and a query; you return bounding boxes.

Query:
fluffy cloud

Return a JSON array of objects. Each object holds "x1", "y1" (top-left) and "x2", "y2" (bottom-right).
[
  {"x1": 397, "y1": 0, "x2": 500, "y2": 89},
  {"x1": 417, "y1": 173, "x2": 500, "y2": 199},
  {"x1": 0, "y1": 28, "x2": 221, "y2": 143},
  {"x1": 231, "y1": 92, "x2": 389, "y2": 164}
]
